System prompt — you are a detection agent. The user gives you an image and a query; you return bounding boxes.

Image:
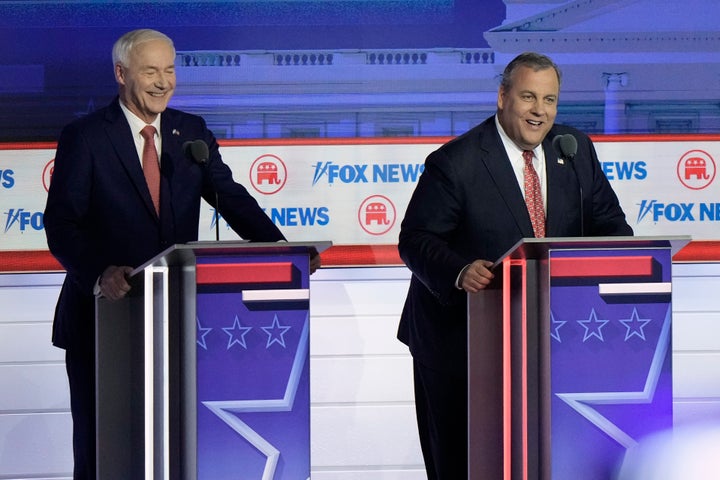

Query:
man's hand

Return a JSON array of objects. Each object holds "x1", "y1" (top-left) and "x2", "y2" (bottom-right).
[
  {"x1": 459, "y1": 259, "x2": 495, "y2": 293},
  {"x1": 98, "y1": 265, "x2": 133, "y2": 300}
]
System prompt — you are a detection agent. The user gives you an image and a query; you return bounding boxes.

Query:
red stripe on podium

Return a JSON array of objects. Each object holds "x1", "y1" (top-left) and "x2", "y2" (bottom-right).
[
  {"x1": 196, "y1": 262, "x2": 294, "y2": 285},
  {"x1": 550, "y1": 256, "x2": 653, "y2": 278}
]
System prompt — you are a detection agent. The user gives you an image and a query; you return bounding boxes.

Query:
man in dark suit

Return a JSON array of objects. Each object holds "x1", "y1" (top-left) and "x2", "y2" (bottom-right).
[
  {"x1": 44, "y1": 29, "x2": 319, "y2": 479},
  {"x1": 397, "y1": 52, "x2": 633, "y2": 479}
]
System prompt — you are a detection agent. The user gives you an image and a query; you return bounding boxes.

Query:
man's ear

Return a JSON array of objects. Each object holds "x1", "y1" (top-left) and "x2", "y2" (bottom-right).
[
  {"x1": 497, "y1": 86, "x2": 505, "y2": 110},
  {"x1": 114, "y1": 63, "x2": 125, "y2": 85}
]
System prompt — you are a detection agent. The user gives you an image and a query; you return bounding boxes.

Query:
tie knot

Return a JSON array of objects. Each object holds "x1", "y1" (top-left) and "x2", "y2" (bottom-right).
[
  {"x1": 140, "y1": 125, "x2": 156, "y2": 141},
  {"x1": 523, "y1": 150, "x2": 534, "y2": 165}
]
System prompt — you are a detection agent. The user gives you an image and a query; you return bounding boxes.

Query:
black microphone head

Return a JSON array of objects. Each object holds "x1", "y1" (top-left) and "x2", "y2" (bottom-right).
[
  {"x1": 552, "y1": 134, "x2": 578, "y2": 160},
  {"x1": 182, "y1": 140, "x2": 193, "y2": 157},
  {"x1": 560, "y1": 134, "x2": 577, "y2": 159},
  {"x1": 184, "y1": 139, "x2": 209, "y2": 165},
  {"x1": 552, "y1": 135, "x2": 563, "y2": 156},
  {"x1": 192, "y1": 140, "x2": 210, "y2": 164}
]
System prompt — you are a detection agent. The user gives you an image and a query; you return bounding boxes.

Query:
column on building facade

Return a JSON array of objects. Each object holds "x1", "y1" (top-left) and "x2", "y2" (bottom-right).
[{"x1": 602, "y1": 72, "x2": 629, "y2": 134}]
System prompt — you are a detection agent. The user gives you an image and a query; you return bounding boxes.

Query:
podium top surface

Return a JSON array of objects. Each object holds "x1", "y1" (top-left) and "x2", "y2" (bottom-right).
[
  {"x1": 132, "y1": 240, "x2": 332, "y2": 275},
  {"x1": 494, "y1": 235, "x2": 691, "y2": 267}
]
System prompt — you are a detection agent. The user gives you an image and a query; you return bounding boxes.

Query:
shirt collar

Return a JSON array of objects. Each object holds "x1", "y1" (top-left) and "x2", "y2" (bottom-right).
[
  {"x1": 119, "y1": 100, "x2": 161, "y2": 136},
  {"x1": 495, "y1": 115, "x2": 541, "y2": 160}
]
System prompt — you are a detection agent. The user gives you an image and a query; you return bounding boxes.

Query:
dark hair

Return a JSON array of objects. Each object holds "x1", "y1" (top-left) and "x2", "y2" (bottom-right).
[{"x1": 500, "y1": 52, "x2": 562, "y2": 91}]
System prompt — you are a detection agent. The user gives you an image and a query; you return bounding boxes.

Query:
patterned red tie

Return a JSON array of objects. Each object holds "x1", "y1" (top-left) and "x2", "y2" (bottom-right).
[
  {"x1": 140, "y1": 125, "x2": 160, "y2": 215},
  {"x1": 523, "y1": 150, "x2": 545, "y2": 238}
]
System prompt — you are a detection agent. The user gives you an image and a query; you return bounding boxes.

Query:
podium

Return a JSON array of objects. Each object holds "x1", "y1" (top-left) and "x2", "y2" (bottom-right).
[
  {"x1": 468, "y1": 236, "x2": 690, "y2": 480},
  {"x1": 95, "y1": 240, "x2": 331, "y2": 480}
]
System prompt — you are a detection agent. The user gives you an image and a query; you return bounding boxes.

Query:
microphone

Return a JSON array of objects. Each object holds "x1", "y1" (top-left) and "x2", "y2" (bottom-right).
[
  {"x1": 552, "y1": 134, "x2": 577, "y2": 161},
  {"x1": 183, "y1": 139, "x2": 219, "y2": 241},
  {"x1": 552, "y1": 134, "x2": 584, "y2": 236},
  {"x1": 183, "y1": 140, "x2": 209, "y2": 165}
]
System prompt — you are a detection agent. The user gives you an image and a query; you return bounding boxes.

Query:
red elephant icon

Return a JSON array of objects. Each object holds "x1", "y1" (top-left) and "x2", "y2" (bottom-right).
[
  {"x1": 684, "y1": 157, "x2": 710, "y2": 180},
  {"x1": 43, "y1": 159, "x2": 55, "y2": 192},
  {"x1": 365, "y1": 202, "x2": 390, "y2": 225},
  {"x1": 256, "y1": 161, "x2": 281, "y2": 185}
]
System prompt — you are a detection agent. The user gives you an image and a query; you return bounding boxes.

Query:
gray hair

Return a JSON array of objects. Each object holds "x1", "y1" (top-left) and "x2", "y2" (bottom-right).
[
  {"x1": 500, "y1": 52, "x2": 562, "y2": 91},
  {"x1": 112, "y1": 29, "x2": 175, "y2": 67}
]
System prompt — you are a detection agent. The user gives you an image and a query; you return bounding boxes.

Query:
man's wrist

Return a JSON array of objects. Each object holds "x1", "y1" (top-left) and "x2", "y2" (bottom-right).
[{"x1": 455, "y1": 264, "x2": 471, "y2": 290}]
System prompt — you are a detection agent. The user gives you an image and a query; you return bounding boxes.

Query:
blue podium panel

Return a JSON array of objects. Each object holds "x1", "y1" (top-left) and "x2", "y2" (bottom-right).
[
  {"x1": 195, "y1": 252, "x2": 311, "y2": 480},
  {"x1": 548, "y1": 247, "x2": 673, "y2": 479}
]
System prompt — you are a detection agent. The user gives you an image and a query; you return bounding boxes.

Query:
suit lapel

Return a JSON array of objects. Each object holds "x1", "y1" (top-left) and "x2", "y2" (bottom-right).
[
  {"x1": 103, "y1": 99, "x2": 159, "y2": 220},
  {"x1": 479, "y1": 120, "x2": 535, "y2": 237},
  {"x1": 544, "y1": 135, "x2": 572, "y2": 236},
  {"x1": 160, "y1": 111, "x2": 182, "y2": 160},
  {"x1": 158, "y1": 113, "x2": 184, "y2": 218}
]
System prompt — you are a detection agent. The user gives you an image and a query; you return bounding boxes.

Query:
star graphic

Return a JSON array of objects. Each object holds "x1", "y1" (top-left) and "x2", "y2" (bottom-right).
[
  {"x1": 197, "y1": 317, "x2": 212, "y2": 350},
  {"x1": 550, "y1": 311, "x2": 567, "y2": 343},
  {"x1": 556, "y1": 306, "x2": 671, "y2": 450},
  {"x1": 222, "y1": 315, "x2": 253, "y2": 350},
  {"x1": 204, "y1": 315, "x2": 310, "y2": 480},
  {"x1": 619, "y1": 307, "x2": 652, "y2": 341},
  {"x1": 261, "y1": 314, "x2": 292, "y2": 348},
  {"x1": 578, "y1": 308, "x2": 609, "y2": 342}
]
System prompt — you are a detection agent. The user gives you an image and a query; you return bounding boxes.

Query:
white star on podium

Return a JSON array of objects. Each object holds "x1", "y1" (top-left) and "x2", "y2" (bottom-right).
[{"x1": 203, "y1": 315, "x2": 309, "y2": 479}]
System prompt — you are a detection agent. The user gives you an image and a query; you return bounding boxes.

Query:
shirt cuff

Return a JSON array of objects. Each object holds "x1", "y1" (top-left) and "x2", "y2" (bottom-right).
[
  {"x1": 92, "y1": 275, "x2": 102, "y2": 296},
  {"x1": 455, "y1": 264, "x2": 471, "y2": 290}
]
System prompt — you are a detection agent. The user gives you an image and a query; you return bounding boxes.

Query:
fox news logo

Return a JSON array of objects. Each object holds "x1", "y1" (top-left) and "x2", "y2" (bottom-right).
[
  {"x1": 312, "y1": 162, "x2": 424, "y2": 185},
  {"x1": 637, "y1": 200, "x2": 720, "y2": 223},
  {"x1": 4, "y1": 208, "x2": 44, "y2": 232},
  {"x1": 600, "y1": 161, "x2": 647, "y2": 181},
  {"x1": 0, "y1": 169, "x2": 15, "y2": 189},
  {"x1": 268, "y1": 206, "x2": 330, "y2": 226}
]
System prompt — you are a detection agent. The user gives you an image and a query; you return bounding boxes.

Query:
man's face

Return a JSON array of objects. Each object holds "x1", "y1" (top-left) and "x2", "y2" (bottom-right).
[
  {"x1": 497, "y1": 65, "x2": 559, "y2": 151},
  {"x1": 115, "y1": 39, "x2": 176, "y2": 123}
]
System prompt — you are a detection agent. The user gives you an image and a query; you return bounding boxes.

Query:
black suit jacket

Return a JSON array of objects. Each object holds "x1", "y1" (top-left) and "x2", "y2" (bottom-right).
[
  {"x1": 45, "y1": 97, "x2": 285, "y2": 351},
  {"x1": 397, "y1": 116, "x2": 633, "y2": 373}
]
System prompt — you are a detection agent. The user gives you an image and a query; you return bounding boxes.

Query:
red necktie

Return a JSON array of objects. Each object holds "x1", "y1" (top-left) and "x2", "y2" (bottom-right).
[
  {"x1": 140, "y1": 125, "x2": 160, "y2": 215},
  {"x1": 523, "y1": 150, "x2": 545, "y2": 238}
]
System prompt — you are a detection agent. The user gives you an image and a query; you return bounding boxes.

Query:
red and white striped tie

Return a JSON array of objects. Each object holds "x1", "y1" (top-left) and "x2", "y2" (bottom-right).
[{"x1": 523, "y1": 150, "x2": 545, "y2": 238}]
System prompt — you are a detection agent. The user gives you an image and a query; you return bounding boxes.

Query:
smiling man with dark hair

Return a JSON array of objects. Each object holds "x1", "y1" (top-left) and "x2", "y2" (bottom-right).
[{"x1": 397, "y1": 51, "x2": 632, "y2": 479}]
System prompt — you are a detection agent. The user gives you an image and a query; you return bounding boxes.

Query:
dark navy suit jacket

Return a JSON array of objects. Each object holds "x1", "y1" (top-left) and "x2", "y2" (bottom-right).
[
  {"x1": 397, "y1": 116, "x2": 633, "y2": 373},
  {"x1": 45, "y1": 97, "x2": 285, "y2": 351}
]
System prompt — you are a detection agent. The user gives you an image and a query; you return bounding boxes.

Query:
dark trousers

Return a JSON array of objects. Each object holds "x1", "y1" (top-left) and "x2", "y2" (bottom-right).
[
  {"x1": 65, "y1": 348, "x2": 96, "y2": 480},
  {"x1": 413, "y1": 359, "x2": 468, "y2": 480}
]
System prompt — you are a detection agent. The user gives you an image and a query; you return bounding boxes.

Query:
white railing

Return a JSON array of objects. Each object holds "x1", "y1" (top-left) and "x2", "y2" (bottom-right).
[{"x1": 177, "y1": 48, "x2": 495, "y2": 68}]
